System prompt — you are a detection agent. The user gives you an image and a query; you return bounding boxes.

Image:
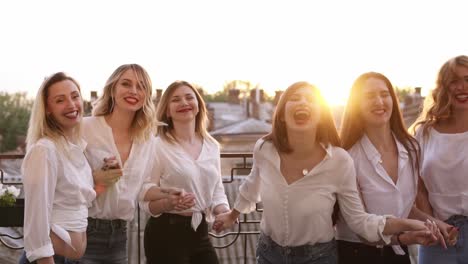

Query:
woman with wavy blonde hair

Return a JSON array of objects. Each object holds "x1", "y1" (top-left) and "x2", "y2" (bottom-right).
[
  {"x1": 80, "y1": 64, "x2": 163, "y2": 264},
  {"x1": 21, "y1": 72, "x2": 95, "y2": 264},
  {"x1": 412, "y1": 55, "x2": 468, "y2": 264}
]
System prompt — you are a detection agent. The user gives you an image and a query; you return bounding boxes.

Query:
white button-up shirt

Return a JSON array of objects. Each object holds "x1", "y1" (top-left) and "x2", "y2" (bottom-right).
[
  {"x1": 139, "y1": 136, "x2": 229, "y2": 230},
  {"x1": 234, "y1": 139, "x2": 391, "y2": 247},
  {"x1": 416, "y1": 128, "x2": 468, "y2": 221},
  {"x1": 336, "y1": 135, "x2": 417, "y2": 254},
  {"x1": 22, "y1": 138, "x2": 95, "y2": 262},
  {"x1": 82, "y1": 116, "x2": 156, "y2": 221}
]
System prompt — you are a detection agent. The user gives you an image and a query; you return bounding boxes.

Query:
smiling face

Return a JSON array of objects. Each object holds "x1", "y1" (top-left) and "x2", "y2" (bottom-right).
[
  {"x1": 46, "y1": 80, "x2": 83, "y2": 135},
  {"x1": 166, "y1": 85, "x2": 199, "y2": 124},
  {"x1": 283, "y1": 86, "x2": 321, "y2": 132},
  {"x1": 359, "y1": 77, "x2": 393, "y2": 128},
  {"x1": 448, "y1": 65, "x2": 468, "y2": 112},
  {"x1": 113, "y1": 69, "x2": 146, "y2": 113}
]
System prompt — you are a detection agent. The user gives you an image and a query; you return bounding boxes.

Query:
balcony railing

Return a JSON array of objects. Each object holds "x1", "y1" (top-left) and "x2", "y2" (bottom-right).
[{"x1": 0, "y1": 153, "x2": 261, "y2": 264}]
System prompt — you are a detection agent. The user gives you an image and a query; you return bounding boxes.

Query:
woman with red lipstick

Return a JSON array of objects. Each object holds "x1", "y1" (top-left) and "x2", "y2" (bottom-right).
[
  {"x1": 213, "y1": 81, "x2": 437, "y2": 264},
  {"x1": 80, "y1": 65, "x2": 189, "y2": 264},
  {"x1": 20, "y1": 72, "x2": 95, "y2": 264},
  {"x1": 412, "y1": 55, "x2": 468, "y2": 264},
  {"x1": 140, "y1": 81, "x2": 229, "y2": 264},
  {"x1": 336, "y1": 72, "x2": 445, "y2": 264}
]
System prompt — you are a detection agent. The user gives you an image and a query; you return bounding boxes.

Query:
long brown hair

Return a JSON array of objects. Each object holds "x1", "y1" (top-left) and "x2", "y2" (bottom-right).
[
  {"x1": 340, "y1": 72, "x2": 420, "y2": 176},
  {"x1": 263, "y1": 81, "x2": 340, "y2": 224},
  {"x1": 264, "y1": 81, "x2": 341, "y2": 151},
  {"x1": 411, "y1": 55, "x2": 468, "y2": 136}
]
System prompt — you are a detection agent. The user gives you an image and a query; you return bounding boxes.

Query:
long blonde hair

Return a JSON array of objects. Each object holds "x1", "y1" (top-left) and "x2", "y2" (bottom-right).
[
  {"x1": 92, "y1": 64, "x2": 155, "y2": 142},
  {"x1": 411, "y1": 55, "x2": 468, "y2": 135},
  {"x1": 156, "y1": 81, "x2": 215, "y2": 144},
  {"x1": 26, "y1": 72, "x2": 82, "y2": 150}
]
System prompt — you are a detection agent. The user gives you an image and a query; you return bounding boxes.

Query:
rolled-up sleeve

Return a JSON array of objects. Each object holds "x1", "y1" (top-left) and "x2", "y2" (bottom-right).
[
  {"x1": 337, "y1": 155, "x2": 392, "y2": 244},
  {"x1": 22, "y1": 145, "x2": 57, "y2": 261},
  {"x1": 210, "y1": 148, "x2": 229, "y2": 212},
  {"x1": 138, "y1": 145, "x2": 163, "y2": 216}
]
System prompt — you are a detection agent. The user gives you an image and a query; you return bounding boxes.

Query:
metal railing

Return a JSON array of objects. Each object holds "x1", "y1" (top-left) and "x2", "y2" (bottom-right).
[{"x1": 0, "y1": 153, "x2": 262, "y2": 263}]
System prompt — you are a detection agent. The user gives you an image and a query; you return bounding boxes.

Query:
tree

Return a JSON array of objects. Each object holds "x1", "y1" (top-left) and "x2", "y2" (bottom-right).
[{"x1": 0, "y1": 92, "x2": 32, "y2": 152}]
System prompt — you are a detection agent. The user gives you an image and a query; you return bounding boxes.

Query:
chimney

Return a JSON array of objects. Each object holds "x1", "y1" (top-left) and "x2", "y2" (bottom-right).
[
  {"x1": 274, "y1": 91, "x2": 283, "y2": 106},
  {"x1": 228, "y1": 89, "x2": 240, "y2": 104},
  {"x1": 259, "y1": 89, "x2": 265, "y2": 103},
  {"x1": 154, "y1": 89, "x2": 163, "y2": 107},
  {"x1": 414, "y1": 87, "x2": 422, "y2": 96},
  {"x1": 250, "y1": 89, "x2": 260, "y2": 119},
  {"x1": 207, "y1": 105, "x2": 215, "y2": 131},
  {"x1": 90, "y1": 91, "x2": 98, "y2": 102}
]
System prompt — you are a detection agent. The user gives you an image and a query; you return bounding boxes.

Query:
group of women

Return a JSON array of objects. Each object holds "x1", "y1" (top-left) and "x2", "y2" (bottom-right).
[{"x1": 19, "y1": 55, "x2": 468, "y2": 264}]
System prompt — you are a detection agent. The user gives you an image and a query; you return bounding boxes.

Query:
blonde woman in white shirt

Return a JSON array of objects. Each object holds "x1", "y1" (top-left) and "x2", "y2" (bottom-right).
[
  {"x1": 20, "y1": 72, "x2": 96, "y2": 264},
  {"x1": 140, "y1": 80, "x2": 229, "y2": 264},
  {"x1": 214, "y1": 81, "x2": 437, "y2": 264},
  {"x1": 81, "y1": 64, "x2": 185, "y2": 264},
  {"x1": 412, "y1": 55, "x2": 468, "y2": 264},
  {"x1": 336, "y1": 72, "x2": 445, "y2": 264}
]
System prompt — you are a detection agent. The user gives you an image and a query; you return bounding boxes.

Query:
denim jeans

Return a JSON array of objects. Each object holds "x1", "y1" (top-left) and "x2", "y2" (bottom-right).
[
  {"x1": 80, "y1": 218, "x2": 128, "y2": 264},
  {"x1": 337, "y1": 240, "x2": 410, "y2": 264},
  {"x1": 18, "y1": 251, "x2": 79, "y2": 264},
  {"x1": 419, "y1": 215, "x2": 468, "y2": 264},
  {"x1": 256, "y1": 233, "x2": 337, "y2": 264}
]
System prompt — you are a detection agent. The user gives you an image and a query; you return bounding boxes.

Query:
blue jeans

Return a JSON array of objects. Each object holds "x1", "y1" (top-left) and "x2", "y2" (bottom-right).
[
  {"x1": 256, "y1": 233, "x2": 337, "y2": 264},
  {"x1": 419, "y1": 215, "x2": 468, "y2": 264},
  {"x1": 18, "y1": 251, "x2": 79, "y2": 264},
  {"x1": 80, "y1": 218, "x2": 128, "y2": 264}
]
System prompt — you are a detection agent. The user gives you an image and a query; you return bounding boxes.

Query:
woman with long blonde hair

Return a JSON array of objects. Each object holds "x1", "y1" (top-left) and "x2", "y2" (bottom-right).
[
  {"x1": 81, "y1": 64, "x2": 187, "y2": 263},
  {"x1": 412, "y1": 55, "x2": 468, "y2": 264},
  {"x1": 21, "y1": 72, "x2": 95, "y2": 264}
]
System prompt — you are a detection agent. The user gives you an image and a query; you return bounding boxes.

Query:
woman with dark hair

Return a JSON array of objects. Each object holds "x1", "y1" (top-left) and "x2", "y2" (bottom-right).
[
  {"x1": 21, "y1": 72, "x2": 95, "y2": 264},
  {"x1": 140, "y1": 81, "x2": 229, "y2": 264},
  {"x1": 214, "y1": 81, "x2": 436, "y2": 264},
  {"x1": 412, "y1": 55, "x2": 468, "y2": 264},
  {"x1": 336, "y1": 72, "x2": 443, "y2": 264}
]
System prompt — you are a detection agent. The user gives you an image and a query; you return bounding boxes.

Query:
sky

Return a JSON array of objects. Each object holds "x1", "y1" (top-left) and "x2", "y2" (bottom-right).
[{"x1": 0, "y1": 0, "x2": 467, "y2": 105}]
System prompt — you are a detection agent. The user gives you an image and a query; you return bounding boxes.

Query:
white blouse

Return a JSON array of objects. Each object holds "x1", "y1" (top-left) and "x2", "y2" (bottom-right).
[
  {"x1": 336, "y1": 135, "x2": 417, "y2": 254},
  {"x1": 139, "y1": 136, "x2": 229, "y2": 231},
  {"x1": 22, "y1": 138, "x2": 95, "y2": 262},
  {"x1": 234, "y1": 139, "x2": 391, "y2": 247},
  {"x1": 416, "y1": 127, "x2": 468, "y2": 221},
  {"x1": 82, "y1": 116, "x2": 156, "y2": 221}
]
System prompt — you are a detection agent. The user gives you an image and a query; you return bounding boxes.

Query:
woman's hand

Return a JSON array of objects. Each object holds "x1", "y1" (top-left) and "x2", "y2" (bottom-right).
[
  {"x1": 162, "y1": 190, "x2": 196, "y2": 212},
  {"x1": 398, "y1": 230, "x2": 437, "y2": 246},
  {"x1": 93, "y1": 156, "x2": 122, "y2": 187},
  {"x1": 434, "y1": 219, "x2": 459, "y2": 247},
  {"x1": 212, "y1": 210, "x2": 239, "y2": 233},
  {"x1": 93, "y1": 168, "x2": 122, "y2": 186}
]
